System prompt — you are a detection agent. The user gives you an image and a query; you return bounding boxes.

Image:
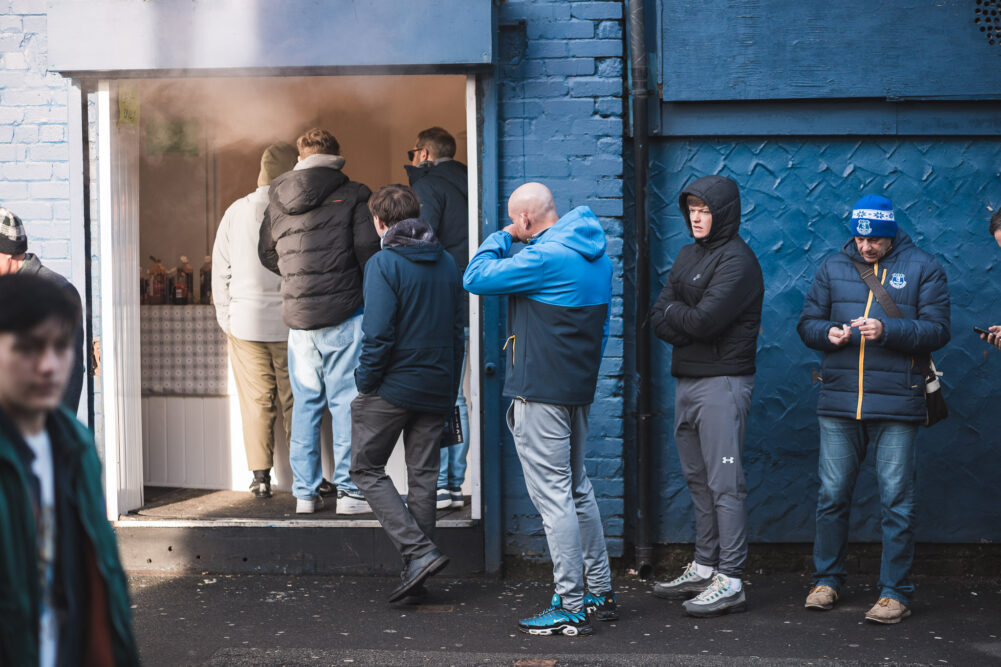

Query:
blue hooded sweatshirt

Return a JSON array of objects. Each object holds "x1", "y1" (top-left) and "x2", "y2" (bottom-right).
[{"x1": 464, "y1": 206, "x2": 612, "y2": 405}]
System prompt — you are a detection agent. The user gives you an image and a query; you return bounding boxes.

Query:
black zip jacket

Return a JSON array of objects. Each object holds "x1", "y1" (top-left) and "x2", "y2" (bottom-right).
[
  {"x1": 650, "y1": 175, "x2": 764, "y2": 378},
  {"x1": 258, "y1": 158, "x2": 380, "y2": 330}
]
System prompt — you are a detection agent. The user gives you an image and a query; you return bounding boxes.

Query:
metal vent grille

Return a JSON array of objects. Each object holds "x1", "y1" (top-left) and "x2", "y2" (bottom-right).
[{"x1": 976, "y1": 0, "x2": 1001, "y2": 46}]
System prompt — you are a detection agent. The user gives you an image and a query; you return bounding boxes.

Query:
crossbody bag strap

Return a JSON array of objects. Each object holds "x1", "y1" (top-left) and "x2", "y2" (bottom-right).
[
  {"x1": 851, "y1": 260, "x2": 929, "y2": 377},
  {"x1": 851, "y1": 260, "x2": 903, "y2": 319}
]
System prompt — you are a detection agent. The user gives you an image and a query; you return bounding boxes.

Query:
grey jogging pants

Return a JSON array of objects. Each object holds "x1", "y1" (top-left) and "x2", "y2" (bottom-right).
[
  {"x1": 674, "y1": 375, "x2": 754, "y2": 577},
  {"x1": 506, "y1": 399, "x2": 613, "y2": 613}
]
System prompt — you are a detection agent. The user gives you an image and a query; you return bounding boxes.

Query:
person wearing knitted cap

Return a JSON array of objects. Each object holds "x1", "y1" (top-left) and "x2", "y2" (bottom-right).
[
  {"x1": 0, "y1": 207, "x2": 85, "y2": 413},
  {"x1": 211, "y1": 142, "x2": 301, "y2": 499},
  {"x1": 797, "y1": 194, "x2": 950, "y2": 624}
]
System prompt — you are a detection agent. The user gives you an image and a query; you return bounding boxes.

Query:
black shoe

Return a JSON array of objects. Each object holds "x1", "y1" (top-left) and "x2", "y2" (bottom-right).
[
  {"x1": 388, "y1": 550, "x2": 449, "y2": 603},
  {"x1": 250, "y1": 470, "x2": 272, "y2": 498},
  {"x1": 318, "y1": 478, "x2": 337, "y2": 497},
  {"x1": 583, "y1": 590, "x2": 619, "y2": 621}
]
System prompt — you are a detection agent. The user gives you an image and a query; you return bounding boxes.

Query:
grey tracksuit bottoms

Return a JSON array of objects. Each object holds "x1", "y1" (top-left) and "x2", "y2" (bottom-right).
[
  {"x1": 506, "y1": 399, "x2": 613, "y2": 613},
  {"x1": 674, "y1": 375, "x2": 754, "y2": 577}
]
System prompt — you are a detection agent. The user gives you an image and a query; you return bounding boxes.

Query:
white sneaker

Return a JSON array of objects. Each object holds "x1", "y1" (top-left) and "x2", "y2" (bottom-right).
[
  {"x1": 682, "y1": 573, "x2": 747, "y2": 618},
  {"x1": 436, "y1": 489, "x2": 452, "y2": 510},
  {"x1": 296, "y1": 496, "x2": 323, "y2": 514},
  {"x1": 449, "y1": 489, "x2": 465, "y2": 509},
  {"x1": 337, "y1": 489, "x2": 371, "y2": 515}
]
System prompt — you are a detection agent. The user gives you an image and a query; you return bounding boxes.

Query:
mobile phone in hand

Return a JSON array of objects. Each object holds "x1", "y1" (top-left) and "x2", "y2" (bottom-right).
[{"x1": 974, "y1": 326, "x2": 990, "y2": 336}]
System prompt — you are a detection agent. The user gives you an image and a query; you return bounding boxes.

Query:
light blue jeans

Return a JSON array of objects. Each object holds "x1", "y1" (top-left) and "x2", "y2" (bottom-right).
[
  {"x1": 813, "y1": 416, "x2": 919, "y2": 605},
  {"x1": 287, "y1": 314, "x2": 363, "y2": 500},
  {"x1": 506, "y1": 399, "x2": 613, "y2": 613},
  {"x1": 438, "y1": 328, "x2": 469, "y2": 491}
]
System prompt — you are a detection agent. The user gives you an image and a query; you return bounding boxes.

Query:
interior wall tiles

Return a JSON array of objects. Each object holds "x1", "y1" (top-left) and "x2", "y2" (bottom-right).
[{"x1": 647, "y1": 137, "x2": 1001, "y2": 544}]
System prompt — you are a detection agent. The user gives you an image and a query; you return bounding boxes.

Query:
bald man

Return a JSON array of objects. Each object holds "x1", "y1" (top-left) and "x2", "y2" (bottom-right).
[{"x1": 464, "y1": 183, "x2": 616, "y2": 636}]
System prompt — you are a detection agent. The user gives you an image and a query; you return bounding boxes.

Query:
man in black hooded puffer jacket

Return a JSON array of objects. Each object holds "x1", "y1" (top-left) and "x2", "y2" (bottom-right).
[
  {"x1": 259, "y1": 128, "x2": 381, "y2": 515},
  {"x1": 649, "y1": 175, "x2": 763, "y2": 618}
]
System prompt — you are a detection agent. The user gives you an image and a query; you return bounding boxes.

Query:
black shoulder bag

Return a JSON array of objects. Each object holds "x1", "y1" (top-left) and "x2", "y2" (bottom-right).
[{"x1": 852, "y1": 261, "x2": 948, "y2": 427}]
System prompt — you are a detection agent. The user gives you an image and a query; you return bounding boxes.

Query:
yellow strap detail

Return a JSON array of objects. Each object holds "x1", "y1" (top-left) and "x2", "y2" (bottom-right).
[
  {"x1": 856, "y1": 265, "x2": 887, "y2": 420},
  {"x1": 503, "y1": 334, "x2": 516, "y2": 366}
]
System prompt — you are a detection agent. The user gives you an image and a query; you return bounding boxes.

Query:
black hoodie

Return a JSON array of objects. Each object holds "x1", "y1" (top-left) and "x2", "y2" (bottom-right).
[
  {"x1": 258, "y1": 158, "x2": 380, "y2": 330},
  {"x1": 650, "y1": 175, "x2": 764, "y2": 378},
  {"x1": 405, "y1": 159, "x2": 468, "y2": 272}
]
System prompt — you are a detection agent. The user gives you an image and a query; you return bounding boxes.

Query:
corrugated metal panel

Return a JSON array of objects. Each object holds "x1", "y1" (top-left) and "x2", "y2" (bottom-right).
[
  {"x1": 648, "y1": 137, "x2": 1001, "y2": 543},
  {"x1": 47, "y1": 0, "x2": 493, "y2": 74}
]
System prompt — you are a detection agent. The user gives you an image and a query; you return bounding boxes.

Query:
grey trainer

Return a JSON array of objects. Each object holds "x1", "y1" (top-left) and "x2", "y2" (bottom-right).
[
  {"x1": 682, "y1": 573, "x2": 747, "y2": 618},
  {"x1": 652, "y1": 561, "x2": 714, "y2": 599}
]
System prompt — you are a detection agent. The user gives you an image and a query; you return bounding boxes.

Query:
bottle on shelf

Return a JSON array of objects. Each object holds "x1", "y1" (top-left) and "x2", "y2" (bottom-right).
[
  {"x1": 199, "y1": 255, "x2": 212, "y2": 304},
  {"x1": 175, "y1": 255, "x2": 193, "y2": 305},
  {"x1": 148, "y1": 256, "x2": 166, "y2": 305}
]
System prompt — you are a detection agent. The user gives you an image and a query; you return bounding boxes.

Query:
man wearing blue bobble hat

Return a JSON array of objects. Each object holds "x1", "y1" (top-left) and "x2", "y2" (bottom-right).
[{"x1": 797, "y1": 194, "x2": 950, "y2": 624}]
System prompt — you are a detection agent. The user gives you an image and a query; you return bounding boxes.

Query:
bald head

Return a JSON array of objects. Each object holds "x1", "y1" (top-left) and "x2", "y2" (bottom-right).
[{"x1": 506, "y1": 182, "x2": 559, "y2": 242}]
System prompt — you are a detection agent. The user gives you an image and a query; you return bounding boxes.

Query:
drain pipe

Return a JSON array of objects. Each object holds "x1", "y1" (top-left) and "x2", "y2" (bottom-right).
[{"x1": 626, "y1": 0, "x2": 654, "y2": 578}]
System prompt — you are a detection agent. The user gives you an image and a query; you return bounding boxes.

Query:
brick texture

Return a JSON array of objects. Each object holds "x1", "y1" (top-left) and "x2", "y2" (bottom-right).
[{"x1": 498, "y1": 0, "x2": 625, "y2": 559}]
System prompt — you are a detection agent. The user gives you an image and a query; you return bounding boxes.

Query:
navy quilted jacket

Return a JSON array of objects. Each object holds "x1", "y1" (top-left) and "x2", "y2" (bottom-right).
[{"x1": 797, "y1": 231, "x2": 950, "y2": 422}]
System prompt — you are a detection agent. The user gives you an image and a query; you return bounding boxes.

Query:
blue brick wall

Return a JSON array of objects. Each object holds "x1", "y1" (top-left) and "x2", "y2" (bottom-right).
[
  {"x1": 647, "y1": 137, "x2": 1001, "y2": 544},
  {"x1": 496, "y1": 0, "x2": 625, "y2": 559}
]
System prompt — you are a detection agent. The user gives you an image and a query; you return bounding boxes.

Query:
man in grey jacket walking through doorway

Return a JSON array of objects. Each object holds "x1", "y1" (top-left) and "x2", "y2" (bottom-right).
[{"x1": 649, "y1": 175, "x2": 764, "y2": 617}]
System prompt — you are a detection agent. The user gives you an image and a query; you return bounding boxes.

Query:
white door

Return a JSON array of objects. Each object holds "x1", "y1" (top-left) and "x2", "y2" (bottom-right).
[{"x1": 98, "y1": 81, "x2": 144, "y2": 520}]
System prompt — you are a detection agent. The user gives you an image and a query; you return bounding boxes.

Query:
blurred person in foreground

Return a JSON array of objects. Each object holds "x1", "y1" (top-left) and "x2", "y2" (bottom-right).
[
  {"x1": 0, "y1": 206, "x2": 85, "y2": 412},
  {"x1": 0, "y1": 273, "x2": 139, "y2": 665}
]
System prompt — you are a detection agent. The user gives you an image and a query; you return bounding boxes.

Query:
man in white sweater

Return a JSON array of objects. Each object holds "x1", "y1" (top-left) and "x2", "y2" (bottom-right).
[{"x1": 212, "y1": 143, "x2": 303, "y2": 498}]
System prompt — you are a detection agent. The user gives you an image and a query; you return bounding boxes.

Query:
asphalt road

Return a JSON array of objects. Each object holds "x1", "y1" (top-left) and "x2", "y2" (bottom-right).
[{"x1": 130, "y1": 572, "x2": 1001, "y2": 666}]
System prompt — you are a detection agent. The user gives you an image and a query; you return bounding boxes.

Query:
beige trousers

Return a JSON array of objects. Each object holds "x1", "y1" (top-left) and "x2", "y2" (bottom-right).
[{"x1": 227, "y1": 334, "x2": 294, "y2": 471}]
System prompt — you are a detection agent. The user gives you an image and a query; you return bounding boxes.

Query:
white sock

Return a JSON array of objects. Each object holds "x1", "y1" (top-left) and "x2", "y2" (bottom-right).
[
  {"x1": 693, "y1": 562, "x2": 715, "y2": 578},
  {"x1": 727, "y1": 576, "x2": 742, "y2": 592}
]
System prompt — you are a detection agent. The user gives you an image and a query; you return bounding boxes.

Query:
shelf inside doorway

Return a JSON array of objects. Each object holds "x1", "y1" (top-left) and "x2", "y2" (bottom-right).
[{"x1": 116, "y1": 486, "x2": 476, "y2": 528}]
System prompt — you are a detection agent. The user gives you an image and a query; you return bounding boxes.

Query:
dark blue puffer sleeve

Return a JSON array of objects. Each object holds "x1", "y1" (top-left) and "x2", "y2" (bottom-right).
[
  {"x1": 879, "y1": 259, "x2": 950, "y2": 354},
  {"x1": 797, "y1": 260, "x2": 843, "y2": 353}
]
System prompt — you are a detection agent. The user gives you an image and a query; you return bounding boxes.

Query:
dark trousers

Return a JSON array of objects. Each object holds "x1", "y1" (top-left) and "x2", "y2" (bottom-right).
[{"x1": 349, "y1": 393, "x2": 444, "y2": 561}]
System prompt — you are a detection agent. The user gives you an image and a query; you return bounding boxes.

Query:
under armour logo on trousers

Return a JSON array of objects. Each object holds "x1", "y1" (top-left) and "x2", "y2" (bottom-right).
[{"x1": 722, "y1": 457, "x2": 734, "y2": 464}]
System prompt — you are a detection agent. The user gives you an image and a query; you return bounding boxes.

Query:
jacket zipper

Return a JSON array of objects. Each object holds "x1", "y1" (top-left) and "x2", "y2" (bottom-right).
[{"x1": 856, "y1": 264, "x2": 887, "y2": 420}]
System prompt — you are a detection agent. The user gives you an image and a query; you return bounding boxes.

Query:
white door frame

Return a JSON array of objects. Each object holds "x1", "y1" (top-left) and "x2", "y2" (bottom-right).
[
  {"x1": 97, "y1": 81, "x2": 144, "y2": 520},
  {"x1": 97, "y1": 74, "x2": 484, "y2": 523}
]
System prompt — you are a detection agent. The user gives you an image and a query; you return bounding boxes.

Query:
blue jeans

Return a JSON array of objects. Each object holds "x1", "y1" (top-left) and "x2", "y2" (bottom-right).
[
  {"x1": 287, "y1": 314, "x2": 363, "y2": 500},
  {"x1": 813, "y1": 416, "x2": 919, "y2": 605},
  {"x1": 438, "y1": 328, "x2": 469, "y2": 491}
]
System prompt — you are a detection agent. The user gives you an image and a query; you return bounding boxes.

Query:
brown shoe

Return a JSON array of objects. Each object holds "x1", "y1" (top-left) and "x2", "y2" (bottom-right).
[
  {"x1": 804, "y1": 584, "x2": 838, "y2": 610},
  {"x1": 864, "y1": 597, "x2": 911, "y2": 624}
]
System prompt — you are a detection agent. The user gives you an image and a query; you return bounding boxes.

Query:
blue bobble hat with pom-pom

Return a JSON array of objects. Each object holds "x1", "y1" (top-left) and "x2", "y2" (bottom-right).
[{"x1": 851, "y1": 195, "x2": 897, "y2": 238}]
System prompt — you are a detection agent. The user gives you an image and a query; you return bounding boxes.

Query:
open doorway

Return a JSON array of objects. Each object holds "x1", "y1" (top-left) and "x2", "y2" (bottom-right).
[{"x1": 98, "y1": 74, "x2": 481, "y2": 524}]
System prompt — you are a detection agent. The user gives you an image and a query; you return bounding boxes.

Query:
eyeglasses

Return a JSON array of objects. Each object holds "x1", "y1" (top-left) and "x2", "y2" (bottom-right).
[{"x1": 408, "y1": 147, "x2": 422, "y2": 161}]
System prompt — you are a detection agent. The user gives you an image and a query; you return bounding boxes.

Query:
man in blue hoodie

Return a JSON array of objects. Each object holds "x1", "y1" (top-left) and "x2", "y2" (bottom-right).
[
  {"x1": 464, "y1": 182, "x2": 616, "y2": 637},
  {"x1": 349, "y1": 184, "x2": 463, "y2": 603},
  {"x1": 798, "y1": 195, "x2": 950, "y2": 624}
]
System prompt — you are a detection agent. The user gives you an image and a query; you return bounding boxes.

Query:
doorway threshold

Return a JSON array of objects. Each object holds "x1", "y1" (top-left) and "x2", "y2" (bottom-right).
[{"x1": 116, "y1": 486, "x2": 477, "y2": 528}]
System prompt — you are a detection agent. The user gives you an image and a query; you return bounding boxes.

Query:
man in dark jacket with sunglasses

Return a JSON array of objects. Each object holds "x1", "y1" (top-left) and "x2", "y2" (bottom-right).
[
  {"x1": 797, "y1": 195, "x2": 950, "y2": 624},
  {"x1": 649, "y1": 175, "x2": 763, "y2": 618}
]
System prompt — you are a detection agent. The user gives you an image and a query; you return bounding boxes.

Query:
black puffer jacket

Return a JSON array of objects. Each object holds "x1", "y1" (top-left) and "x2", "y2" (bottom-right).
[
  {"x1": 259, "y1": 156, "x2": 381, "y2": 330},
  {"x1": 650, "y1": 175, "x2": 764, "y2": 378}
]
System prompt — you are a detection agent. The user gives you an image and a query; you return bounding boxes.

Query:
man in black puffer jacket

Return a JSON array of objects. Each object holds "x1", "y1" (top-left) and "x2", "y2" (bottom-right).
[
  {"x1": 649, "y1": 175, "x2": 764, "y2": 618},
  {"x1": 259, "y1": 128, "x2": 381, "y2": 516},
  {"x1": 405, "y1": 126, "x2": 471, "y2": 511}
]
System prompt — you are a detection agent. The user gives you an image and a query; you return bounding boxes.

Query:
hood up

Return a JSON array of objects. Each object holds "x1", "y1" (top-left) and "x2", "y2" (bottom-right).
[
  {"x1": 533, "y1": 205, "x2": 606, "y2": 261},
  {"x1": 678, "y1": 175, "x2": 741, "y2": 247},
  {"x1": 383, "y1": 218, "x2": 443, "y2": 263},
  {"x1": 270, "y1": 154, "x2": 348, "y2": 216}
]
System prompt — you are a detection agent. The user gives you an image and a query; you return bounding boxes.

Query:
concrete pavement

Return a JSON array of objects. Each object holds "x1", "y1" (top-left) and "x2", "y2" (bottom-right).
[{"x1": 130, "y1": 572, "x2": 1001, "y2": 665}]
